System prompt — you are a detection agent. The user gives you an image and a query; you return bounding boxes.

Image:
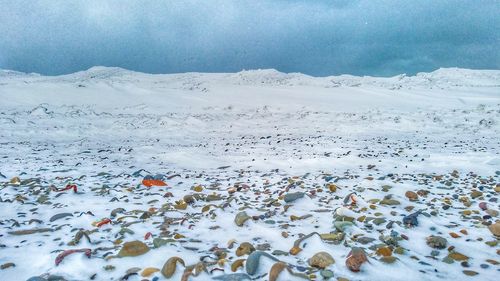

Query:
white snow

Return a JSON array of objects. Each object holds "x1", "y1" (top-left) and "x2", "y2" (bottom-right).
[{"x1": 0, "y1": 67, "x2": 499, "y2": 281}]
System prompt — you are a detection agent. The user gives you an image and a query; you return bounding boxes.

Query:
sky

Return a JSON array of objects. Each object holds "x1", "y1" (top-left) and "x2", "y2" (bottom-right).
[{"x1": 0, "y1": 0, "x2": 499, "y2": 76}]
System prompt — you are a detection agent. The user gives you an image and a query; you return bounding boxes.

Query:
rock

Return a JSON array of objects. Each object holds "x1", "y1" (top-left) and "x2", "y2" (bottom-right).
[
  {"x1": 308, "y1": 252, "x2": 335, "y2": 269},
  {"x1": 462, "y1": 270, "x2": 478, "y2": 276},
  {"x1": 393, "y1": 247, "x2": 405, "y2": 255},
  {"x1": 402, "y1": 211, "x2": 421, "y2": 226},
  {"x1": 488, "y1": 221, "x2": 500, "y2": 237},
  {"x1": 231, "y1": 259, "x2": 245, "y2": 272},
  {"x1": 380, "y1": 199, "x2": 400, "y2": 205},
  {"x1": 126, "y1": 267, "x2": 141, "y2": 274},
  {"x1": 334, "y1": 221, "x2": 354, "y2": 232},
  {"x1": 236, "y1": 242, "x2": 255, "y2": 256},
  {"x1": 405, "y1": 191, "x2": 418, "y2": 201},
  {"x1": 327, "y1": 184, "x2": 337, "y2": 192},
  {"x1": 470, "y1": 190, "x2": 483, "y2": 199},
  {"x1": 320, "y1": 269, "x2": 334, "y2": 279},
  {"x1": 153, "y1": 238, "x2": 175, "y2": 248},
  {"x1": 161, "y1": 257, "x2": 185, "y2": 278},
  {"x1": 8, "y1": 228, "x2": 53, "y2": 235},
  {"x1": 426, "y1": 235, "x2": 447, "y2": 249},
  {"x1": 283, "y1": 192, "x2": 305, "y2": 203},
  {"x1": 268, "y1": 262, "x2": 288, "y2": 281},
  {"x1": 372, "y1": 218, "x2": 386, "y2": 225},
  {"x1": 356, "y1": 237, "x2": 375, "y2": 245},
  {"x1": 246, "y1": 251, "x2": 279, "y2": 275},
  {"x1": 346, "y1": 247, "x2": 368, "y2": 272},
  {"x1": 141, "y1": 267, "x2": 160, "y2": 277},
  {"x1": 449, "y1": 232, "x2": 460, "y2": 238},
  {"x1": 10, "y1": 176, "x2": 20, "y2": 185},
  {"x1": 479, "y1": 202, "x2": 488, "y2": 210},
  {"x1": 117, "y1": 241, "x2": 150, "y2": 257},
  {"x1": 448, "y1": 252, "x2": 469, "y2": 261},
  {"x1": 375, "y1": 247, "x2": 392, "y2": 257},
  {"x1": 49, "y1": 213, "x2": 73, "y2": 222},
  {"x1": 485, "y1": 240, "x2": 498, "y2": 247},
  {"x1": 271, "y1": 250, "x2": 289, "y2": 256},
  {"x1": 212, "y1": 273, "x2": 252, "y2": 281},
  {"x1": 234, "y1": 211, "x2": 251, "y2": 227},
  {"x1": 1, "y1": 262, "x2": 15, "y2": 269},
  {"x1": 486, "y1": 209, "x2": 499, "y2": 217},
  {"x1": 320, "y1": 232, "x2": 345, "y2": 243}
]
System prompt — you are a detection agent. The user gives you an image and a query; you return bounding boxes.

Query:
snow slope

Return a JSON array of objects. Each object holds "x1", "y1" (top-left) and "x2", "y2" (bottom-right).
[{"x1": 0, "y1": 67, "x2": 499, "y2": 281}]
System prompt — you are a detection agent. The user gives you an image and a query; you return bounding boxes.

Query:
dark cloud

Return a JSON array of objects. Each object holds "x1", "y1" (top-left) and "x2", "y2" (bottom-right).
[{"x1": 0, "y1": 0, "x2": 498, "y2": 76}]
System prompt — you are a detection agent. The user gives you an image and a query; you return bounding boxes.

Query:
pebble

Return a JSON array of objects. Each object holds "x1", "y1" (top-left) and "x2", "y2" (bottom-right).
[
  {"x1": 283, "y1": 192, "x2": 305, "y2": 203},
  {"x1": 320, "y1": 269, "x2": 334, "y2": 279},
  {"x1": 488, "y1": 221, "x2": 500, "y2": 237},
  {"x1": 117, "y1": 241, "x2": 150, "y2": 257},
  {"x1": 405, "y1": 191, "x2": 418, "y2": 201},
  {"x1": 234, "y1": 211, "x2": 251, "y2": 227},
  {"x1": 470, "y1": 190, "x2": 483, "y2": 199},
  {"x1": 462, "y1": 270, "x2": 478, "y2": 276},
  {"x1": 308, "y1": 252, "x2": 335, "y2": 269},
  {"x1": 345, "y1": 247, "x2": 368, "y2": 272},
  {"x1": 426, "y1": 235, "x2": 447, "y2": 249}
]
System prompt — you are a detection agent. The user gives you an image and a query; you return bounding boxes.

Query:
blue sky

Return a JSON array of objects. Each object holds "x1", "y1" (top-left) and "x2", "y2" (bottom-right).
[{"x1": 0, "y1": 0, "x2": 498, "y2": 76}]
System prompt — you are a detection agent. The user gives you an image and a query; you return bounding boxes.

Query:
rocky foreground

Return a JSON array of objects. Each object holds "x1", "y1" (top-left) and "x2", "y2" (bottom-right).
[{"x1": 1, "y1": 167, "x2": 499, "y2": 281}]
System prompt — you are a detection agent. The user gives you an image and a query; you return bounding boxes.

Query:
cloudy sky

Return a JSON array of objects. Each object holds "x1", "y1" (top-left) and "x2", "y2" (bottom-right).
[{"x1": 0, "y1": 0, "x2": 498, "y2": 76}]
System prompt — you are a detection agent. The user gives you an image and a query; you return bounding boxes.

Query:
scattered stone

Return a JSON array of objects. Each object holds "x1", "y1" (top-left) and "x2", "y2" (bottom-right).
[
  {"x1": 462, "y1": 270, "x2": 478, "y2": 276},
  {"x1": 117, "y1": 241, "x2": 150, "y2": 257},
  {"x1": 1, "y1": 262, "x2": 15, "y2": 270},
  {"x1": 234, "y1": 211, "x2": 251, "y2": 227},
  {"x1": 346, "y1": 247, "x2": 368, "y2": 272},
  {"x1": 405, "y1": 191, "x2": 418, "y2": 201},
  {"x1": 488, "y1": 221, "x2": 500, "y2": 237},
  {"x1": 426, "y1": 235, "x2": 447, "y2": 249},
  {"x1": 308, "y1": 252, "x2": 335, "y2": 269},
  {"x1": 283, "y1": 192, "x2": 305, "y2": 203}
]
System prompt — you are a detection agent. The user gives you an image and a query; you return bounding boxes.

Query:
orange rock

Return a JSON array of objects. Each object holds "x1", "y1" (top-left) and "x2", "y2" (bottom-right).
[
  {"x1": 346, "y1": 247, "x2": 368, "y2": 272},
  {"x1": 376, "y1": 247, "x2": 392, "y2": 257},
  {"x1": 142, "y1": 179, "x2": 167, "y2": 187}
]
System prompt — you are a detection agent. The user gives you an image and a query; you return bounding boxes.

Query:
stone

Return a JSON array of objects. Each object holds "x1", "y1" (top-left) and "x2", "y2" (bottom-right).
[
  {"x1": 283, "y1": 192, "x2": 305, "y2": 203},
  {"x1": 462, "y1": 270, "x2": 478, "y2": 276},
  {"x1": 161, "y1": 257, "x2": 185, "y2": 278},
  {"x1": 488, "y1": 221, "x2": 500, "y2": 237},
  {"x1": 334, "y1": 221, "x2": 354, "y2": 232},
  {"x1": 308, "y1": 252, "x2": 335, "y2": 269},
  {"x1": 426, "y1": 235, "x2": 447, "y2": 249},
  {"x1": 320, "y1": 269, "x2": 334, "y2": 279},
  {"x1": 380, "y1": 199, "x2": 400, "y2": 205},
  {"x1": 236, "y1": 242, "x2": 255, "y2": 256},
  {"x1": 141, "y1": 267, "x2": 160, "y2": 277},
  {"x1": 486, "y1": 209, "x2": 499, "y2": 217},
  {"x1": 405, "y1": 191, "x2": 418, "y2": 201},
  {"x1": 376, "y1": 247, "x2": 392, "y2": 257},
  {"x1": 234, "y1": 211, "x2": 251, "y2": 227},
  {"x1": 470, "y1": 190, "x2": 483, "y2": 199},
  {"x1": 346, "y1": 247, "x2": 368, "y2": 272},
  {"x1": 117, "y1": 241, "x2": 150, "y2": 257},
  {"x1": 448, "y1": 252, "x2": 469, "y2": 261}
]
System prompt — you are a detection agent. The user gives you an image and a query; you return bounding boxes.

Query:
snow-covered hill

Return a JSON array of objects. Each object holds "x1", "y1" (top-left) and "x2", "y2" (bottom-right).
[{"x1": 0, "y1": 67, "x2": 499, "y2": 281}]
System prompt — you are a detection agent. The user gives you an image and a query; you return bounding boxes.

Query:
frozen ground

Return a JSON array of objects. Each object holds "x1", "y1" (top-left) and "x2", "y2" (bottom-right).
[{"x1": 0, "y1": 67, "x2": 499, "y2": 281}]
